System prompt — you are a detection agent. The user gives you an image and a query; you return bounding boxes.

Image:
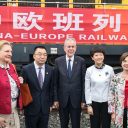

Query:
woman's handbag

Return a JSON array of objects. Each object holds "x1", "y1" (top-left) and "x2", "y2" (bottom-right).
[{"x1": 20, "y1": 83, "x2": 33, "y2": 107}]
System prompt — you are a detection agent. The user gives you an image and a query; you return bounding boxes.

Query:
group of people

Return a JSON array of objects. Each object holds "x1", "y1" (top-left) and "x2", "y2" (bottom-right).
[{"x1": 0, "y1": 38, "x2": 127, "y2": 128}]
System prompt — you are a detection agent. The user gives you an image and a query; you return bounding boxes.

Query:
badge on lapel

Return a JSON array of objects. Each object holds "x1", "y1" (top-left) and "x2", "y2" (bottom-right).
[
  {"x1": 75, "y1": 61, "x2": 77, "y2": 64},
  {"x1": 105, "y1": 72, "x2": 109, "y2": 76}
]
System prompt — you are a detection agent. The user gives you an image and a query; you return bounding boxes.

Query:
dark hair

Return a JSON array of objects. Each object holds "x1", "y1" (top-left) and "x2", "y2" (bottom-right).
[
  {"x1": 120, "y1": 52, "x2": 128, "y2": 63},
  {"x1": 90, "y1": 47, "x2": 105, "y2": 57},
  {"x1": 34, "y1": 46, "x2": 47, "y2": 54}
]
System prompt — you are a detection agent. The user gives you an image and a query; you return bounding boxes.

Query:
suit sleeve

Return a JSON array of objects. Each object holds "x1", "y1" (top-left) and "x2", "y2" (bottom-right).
[
  {"x1": 85, "y1": 68, "x2": 92, "y2": 104},
  {"x1": 49, "y1": 67, "x2": 54, "y2": 106},
  {"x1": 20, "y1": 66, "x2": 28, "y2": 84},
  {"x1": 81, "y1": 59, "x2": 86, "y2": 103},
  {"x1": 108, "y1": 75, "x2": 116, "y2": 113},
  {"x1": 53, "y1": 59, "x2": 59, "y2": 102}
]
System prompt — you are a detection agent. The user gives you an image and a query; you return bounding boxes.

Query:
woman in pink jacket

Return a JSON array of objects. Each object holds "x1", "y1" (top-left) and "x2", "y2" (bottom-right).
[
  {"x1": 0, "y1": 40, "x2": 23, "y2": 128},
  {"x1": 108, "y1": 52, "x2": 128, "y2": 128}
]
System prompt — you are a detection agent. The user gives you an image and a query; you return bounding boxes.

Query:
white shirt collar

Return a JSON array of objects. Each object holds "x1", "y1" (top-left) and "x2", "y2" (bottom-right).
[
  {"x1": 34, "y1": 61, "x2": 45, "y2": 69},
  {"x1": 66, "y1": 55, "x2": 74, "y2": 62}
]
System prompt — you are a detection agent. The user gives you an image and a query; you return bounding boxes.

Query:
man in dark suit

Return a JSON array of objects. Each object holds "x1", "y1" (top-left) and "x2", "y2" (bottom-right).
[
  {"x1": 53, "y1": 38, "x2": 86, "y2": 128},
  {"x1": 22, "y1": 46, "x2": 53, "y2": 128}
]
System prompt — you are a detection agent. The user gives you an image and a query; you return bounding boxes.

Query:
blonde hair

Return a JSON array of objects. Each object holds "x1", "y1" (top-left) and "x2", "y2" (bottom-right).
[{"x1": 0, "y1": 40, "x2": 12, "y2": 50}]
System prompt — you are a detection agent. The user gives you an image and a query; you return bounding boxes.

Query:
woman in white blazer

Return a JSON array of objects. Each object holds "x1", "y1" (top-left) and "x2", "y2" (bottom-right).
[{"x1": 85, "y1": 47, "x2": 114, "y2": 128}]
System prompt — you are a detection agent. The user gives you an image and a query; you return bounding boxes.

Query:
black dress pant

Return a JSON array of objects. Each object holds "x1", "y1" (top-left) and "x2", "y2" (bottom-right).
[
  {"x1": 59, "y1": 98, "x2": 81, "y2": 128},
  {"x1": 90, "y1": 101, "x2": 111, "y2": 128},
  {"x1": 25, "y1": 112, "x2": 49, "y2": 128},
  {"x1": 123, "y1": 108, "x2": 127, "y2": 128}
]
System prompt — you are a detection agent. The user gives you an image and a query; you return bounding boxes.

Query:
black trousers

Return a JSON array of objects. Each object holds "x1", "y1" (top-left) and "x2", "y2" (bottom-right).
[
  {"x1": 90, "y1": 101, "x2": 111, "y2": 128},
  {"x1": 59, "y1": 98, "x2": 81, "y2": 128},
  {"x1": 25, "y1": 112, "x2": 49, "y2": 128},
  {"x1": 123, "y1": 108, "x2": 127, "y2": 128}
]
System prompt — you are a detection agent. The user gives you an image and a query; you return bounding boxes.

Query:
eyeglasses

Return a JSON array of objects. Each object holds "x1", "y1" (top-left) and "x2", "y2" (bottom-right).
[{"x1": 34, "y1": 53, "x2": 47, "y2": 57}]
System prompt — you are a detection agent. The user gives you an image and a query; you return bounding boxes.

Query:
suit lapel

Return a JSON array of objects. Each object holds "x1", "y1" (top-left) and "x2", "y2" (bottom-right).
[
  {"x1": 62, "y1": 56, "x2": 68, "y2": 77},
  {"x1": 30, "y1": 63, "x2": 41, "y2": 89},
  {"x1": 71, "y1": 56, "x2": 78, "y2": 78},
  {"x1": 43, "y1": 64, "x2": 49, "y2": 89}
]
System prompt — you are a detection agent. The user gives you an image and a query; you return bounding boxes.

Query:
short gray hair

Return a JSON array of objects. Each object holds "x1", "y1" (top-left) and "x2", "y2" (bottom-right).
[{"x1": 64, "y1": 38, "x2": 76, "y2": 46}]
